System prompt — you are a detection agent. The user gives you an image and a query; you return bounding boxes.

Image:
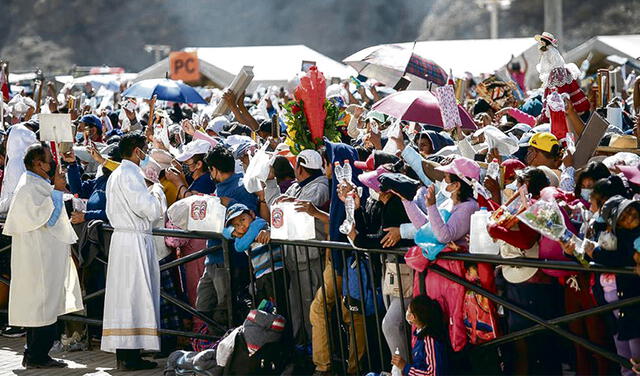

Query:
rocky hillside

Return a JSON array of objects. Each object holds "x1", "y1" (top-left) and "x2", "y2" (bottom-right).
[
  {"x1": 419, "y1": 0, "x2": 640, "y2": 50},
  {"x1": 0, "y1": 0, "x2": 637, "y2": 75},
  {"x1": 0, "y1": 0, "x2": 429, "y2": 73}
]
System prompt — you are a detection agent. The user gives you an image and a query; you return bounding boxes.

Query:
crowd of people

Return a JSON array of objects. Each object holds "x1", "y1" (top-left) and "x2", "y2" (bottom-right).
[{"x1": 0, "y1": 31, "x2": 640, "y2": 375}]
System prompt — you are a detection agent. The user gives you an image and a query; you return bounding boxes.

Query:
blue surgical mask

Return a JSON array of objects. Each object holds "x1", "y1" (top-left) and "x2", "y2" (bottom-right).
[
  {"x1": 580, "y1": 188, "x2": 593, "y2": 202},
  {"x1": 138, "y1": 149, "x2": 150, "y2": 168},
  {"x1": 634, "y1": 237, "x2": 640, "y2": 253}
]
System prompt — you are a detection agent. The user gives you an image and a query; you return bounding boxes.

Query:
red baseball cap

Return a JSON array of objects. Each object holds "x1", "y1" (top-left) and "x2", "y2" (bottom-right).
[
  {"x1": 353, "y1": 153, "x2": 375, "y2": 171},
  {"x1": 353, "y1": 151, "x2": 399, "y2": 172},
  {"x1": 501, "y1": 159, "x2": 526, "y2": 181}
]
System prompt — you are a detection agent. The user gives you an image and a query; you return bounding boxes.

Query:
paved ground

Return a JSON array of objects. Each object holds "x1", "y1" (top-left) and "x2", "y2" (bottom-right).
[{"x1": 0, "y1": 337, "x2": 165, "y2": 375}]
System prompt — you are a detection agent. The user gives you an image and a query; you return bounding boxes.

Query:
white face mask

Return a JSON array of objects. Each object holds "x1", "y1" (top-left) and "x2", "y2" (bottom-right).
[
  {"x1": 405, "y1": 310, "x2": 413, "y2": 325},
  {"x1": 505, "y1": 181, "x2": 518, "y2": 191},
  {"x1": 580, "y1": 188, "x2": 593, "y2": 202},
  {"x1": 437, "y1": 180, "x2": 451, "y2": 198}
]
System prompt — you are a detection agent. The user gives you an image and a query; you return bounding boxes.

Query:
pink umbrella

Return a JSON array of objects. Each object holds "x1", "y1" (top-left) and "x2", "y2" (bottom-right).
[{"x1": 371, "y1": 90, "x2": 477, "y2": 130}]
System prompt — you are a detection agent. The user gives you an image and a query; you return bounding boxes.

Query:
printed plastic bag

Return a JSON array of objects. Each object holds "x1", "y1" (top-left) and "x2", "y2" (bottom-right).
[
  {"x1": 270, "y1": 202, "x2": 316, "y2": 240},
  {"x1": 167, "y1": 195, "x2": 225, "y2": 233}
]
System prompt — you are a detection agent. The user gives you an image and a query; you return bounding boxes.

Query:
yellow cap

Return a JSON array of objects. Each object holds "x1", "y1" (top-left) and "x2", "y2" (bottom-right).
[{"x1": 529, "y1": 132, "x2": 559, "y2": 153}]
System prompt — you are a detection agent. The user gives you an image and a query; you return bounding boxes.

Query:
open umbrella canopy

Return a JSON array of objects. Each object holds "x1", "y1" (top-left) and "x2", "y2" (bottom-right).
[
  {"x1": 343, "y1": 44, "x2": 447, "y2": 88},
  {"x1": 371, "y1": 90, "x2": 476, "y2": 130},
  {"x1": 122, "y1": 78, "x2": 207, "y2": 104}
]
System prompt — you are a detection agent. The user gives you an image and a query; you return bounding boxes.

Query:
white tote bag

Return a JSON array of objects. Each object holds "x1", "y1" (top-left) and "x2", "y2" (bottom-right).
[
  {"x1": 270, "y1": 202, "x2": 316, "y2": 240},
  {"x1": 184, "y1": 195, "x2": 226, "y2": 233}
]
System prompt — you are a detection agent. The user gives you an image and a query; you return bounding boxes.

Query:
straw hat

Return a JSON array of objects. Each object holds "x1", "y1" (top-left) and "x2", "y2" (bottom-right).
[
  {"x1": 534, "y1": 32, "x2": 559, "y2": 48},
  {"x1": 500, "y1": 242, "x2": 539, "y2": 284},
  {"x1": 608, "y1": 134, "x2": 637, "y2": 149}
]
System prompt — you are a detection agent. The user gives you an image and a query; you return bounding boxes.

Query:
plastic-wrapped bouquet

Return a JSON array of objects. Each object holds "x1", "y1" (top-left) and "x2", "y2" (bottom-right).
[
  {"x1": 517, "y1": 199, "x2": 590, "y2": 267},
  {"x1": 491, "y1": 185, "x2": 529, "y2": 228}
]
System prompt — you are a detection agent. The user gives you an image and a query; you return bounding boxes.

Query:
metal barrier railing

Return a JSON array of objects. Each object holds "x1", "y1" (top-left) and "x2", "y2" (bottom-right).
[{"x1": 0, "y1": 222, "x2": 636, "y2": 373}]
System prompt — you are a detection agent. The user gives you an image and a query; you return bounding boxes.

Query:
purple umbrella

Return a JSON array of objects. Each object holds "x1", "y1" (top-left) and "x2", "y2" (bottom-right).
[{"x1": 372, "y1": 90, "x2": 476, "y2": 130}]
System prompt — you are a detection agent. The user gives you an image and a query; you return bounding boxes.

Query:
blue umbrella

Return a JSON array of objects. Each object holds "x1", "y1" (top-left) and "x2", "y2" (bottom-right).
[{"x1": 122, "y1": 78, "x2": 207, "y2": 104}]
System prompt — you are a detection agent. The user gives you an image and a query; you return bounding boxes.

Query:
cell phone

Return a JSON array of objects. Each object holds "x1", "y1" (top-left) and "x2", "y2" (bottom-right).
[{"x1": 393, "y1": 76, "x2": 411, "y2": 91}]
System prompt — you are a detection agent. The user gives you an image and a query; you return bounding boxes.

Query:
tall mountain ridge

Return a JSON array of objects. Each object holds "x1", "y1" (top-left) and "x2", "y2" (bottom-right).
[{"x1": 0, "y1": 0, "x2": 637, "y2": 74}]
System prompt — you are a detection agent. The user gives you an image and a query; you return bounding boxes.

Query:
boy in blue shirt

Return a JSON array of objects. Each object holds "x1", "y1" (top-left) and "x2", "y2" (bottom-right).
[{"x1": 223, "y1": 204, "x2": 288, "y2": 319}]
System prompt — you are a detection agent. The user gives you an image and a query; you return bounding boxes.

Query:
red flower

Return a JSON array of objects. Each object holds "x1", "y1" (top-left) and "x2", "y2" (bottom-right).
[
  {"x1": 291, "y1": 104, "x2": 301, "y2": 114},
  {"x1": 294, "y1": 66, "x2": 327, "y2": 142}
]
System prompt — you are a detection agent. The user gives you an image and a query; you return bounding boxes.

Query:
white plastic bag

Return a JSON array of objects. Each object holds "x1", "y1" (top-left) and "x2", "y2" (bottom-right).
[
  {"x1": 270, "y1": 202, "x2": 316, "y2": 240},
  {"x1": 243, "y1": 142, "x2": 272, "y2": 193},
  {"x1": 382, "y1": 119, "x2": 402, "y2": 154},
  {"x1": 186, "y1": 195, "x2": 226, "y2": 233},
  {"x1": 167, "y1": 195, "x2": 226, "y2": 233}
]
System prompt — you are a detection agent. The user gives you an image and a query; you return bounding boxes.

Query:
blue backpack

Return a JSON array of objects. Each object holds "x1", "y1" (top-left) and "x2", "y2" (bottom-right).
[{"x1": 342, "y1": 254, "x2": 384, "y2": 316}]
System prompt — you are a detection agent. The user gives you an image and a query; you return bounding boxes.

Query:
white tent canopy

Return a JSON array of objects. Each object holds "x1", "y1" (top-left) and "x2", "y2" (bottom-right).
[
  {"x1": 136, "y1": 45, "x2": 354, "y2": 92},
  {"x1": 345, "y1": 38, "x2": 539, "y2": 79},
  {"x1": 564, "y1": 35, "x2": 640, "y2": 72}
]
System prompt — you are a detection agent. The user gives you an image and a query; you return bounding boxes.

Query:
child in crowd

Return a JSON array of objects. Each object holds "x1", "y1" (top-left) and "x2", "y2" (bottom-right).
[
  {"x1": 392, "y1": 295, "x2": 449, "y2": 376},
  {"x1": 222, "y1": 203, "x2": 289, "y2": 320}
]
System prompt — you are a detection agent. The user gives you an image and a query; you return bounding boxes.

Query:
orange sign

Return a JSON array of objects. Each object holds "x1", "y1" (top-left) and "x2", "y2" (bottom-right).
[{"x1": 169, "y1": 52, "x2": 200, "y2": 82}]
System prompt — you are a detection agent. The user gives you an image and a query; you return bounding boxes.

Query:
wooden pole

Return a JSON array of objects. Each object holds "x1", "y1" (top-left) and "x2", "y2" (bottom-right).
[
  {"x1": 597, "y1": 69, "x2": 609, "y2": 108},
  {"x1": 35, "y1": 80, "x2": 44, "y2": 114},
  {"x1": 145, "y1": 94, "x2": 157, "y2": 142}
]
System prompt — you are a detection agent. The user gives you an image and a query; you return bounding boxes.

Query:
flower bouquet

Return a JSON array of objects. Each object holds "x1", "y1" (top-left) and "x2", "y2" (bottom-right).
[
  {"x1": 283, "y1": 66, "x2": 343, "y2": 154},
  {"x1": 490, "y1": 185, "x2": 529, "y2": 228},
  {"x1": 517, "y1": 199, "x2": 590, "y2": 267}
]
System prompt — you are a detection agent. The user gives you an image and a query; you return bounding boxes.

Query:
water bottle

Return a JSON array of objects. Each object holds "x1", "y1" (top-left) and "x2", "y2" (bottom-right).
[
  {"x1": 391, "y1": 347, "x2": 402, "y2": 376},
  {"x1": 487, "y1": 158, "x2": 499, "y2": 181},
  {"x1": 334, "y1": 161, "x2": 344, "y2": 183},
  {"x1": 469, "y1": 208, "x2": 500, "y2": 255},
  {"x1": 339, "y1": 193, "x2": 356, "y2": 235},
  {"x1": 342, "y1": 159, "x2": 352, "y2": 183}
]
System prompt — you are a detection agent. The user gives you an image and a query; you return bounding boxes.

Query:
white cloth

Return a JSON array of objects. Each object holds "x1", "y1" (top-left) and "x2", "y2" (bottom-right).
[
  {"x1": 216, "y1": 327, "x2": 241, "y2": 367},
  {"x1": 0, "y1": 124, "x2": 37, "y2": 213},
  {"x1": 102, "y1": 159, "x2": 162, "y2": 352},
  {"x1": 2, "y1": 172, "x2": 82, "y2": 327},
  {"x1": 148, "y1": 183, "x2": 171, "y2": 260}
]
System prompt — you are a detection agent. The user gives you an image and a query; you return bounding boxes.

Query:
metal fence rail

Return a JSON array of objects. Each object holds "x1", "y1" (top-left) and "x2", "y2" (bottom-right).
[{"x1": 0, "y1": 222, "x2": 636, "y2": 373}]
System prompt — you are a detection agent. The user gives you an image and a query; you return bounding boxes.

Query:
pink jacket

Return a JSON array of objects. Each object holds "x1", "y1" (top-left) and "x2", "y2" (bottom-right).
[{"x1": 405, "y1": 245, "x2": 497, "y2": 352}]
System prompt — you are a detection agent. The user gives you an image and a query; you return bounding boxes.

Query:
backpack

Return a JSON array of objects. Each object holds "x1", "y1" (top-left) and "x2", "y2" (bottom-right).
[
  {"x1": 342, "y1": 254, "x2": 384, "y2": 316},
  {"x1": 462, "y1": 287, "x2": 498, "y2": 344},
  {"x1": 223, "y1": 333, "x2": 289, "y2": 375}
]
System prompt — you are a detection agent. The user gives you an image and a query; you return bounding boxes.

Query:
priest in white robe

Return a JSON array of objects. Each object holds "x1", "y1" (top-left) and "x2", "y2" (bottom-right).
[
  {"x1": 2, "y1": 142, "x2": 83, "y2": 369},
  {"x1": 102, "y1": 131, "x2": 162, "y2": 371}
]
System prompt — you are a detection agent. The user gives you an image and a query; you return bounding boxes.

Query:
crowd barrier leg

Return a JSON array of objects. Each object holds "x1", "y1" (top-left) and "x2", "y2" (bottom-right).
[
  {"x1": 303, "y1": 246, "x2": 320, "y2": 347},
  {"x1": 364, "y1": 251, "x2": 386, "y2": 371},
  {"x1": 393, "y1": 255, "x2": 412, "y2": 363},
  {"x1": 221, "y1": 240, "x2": 233, "y2": 329}
]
